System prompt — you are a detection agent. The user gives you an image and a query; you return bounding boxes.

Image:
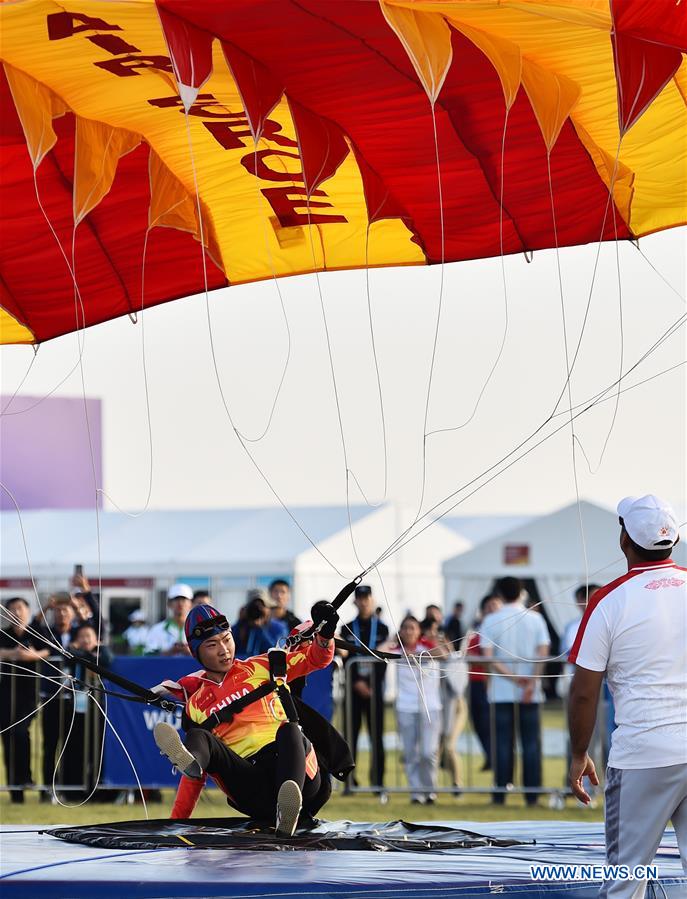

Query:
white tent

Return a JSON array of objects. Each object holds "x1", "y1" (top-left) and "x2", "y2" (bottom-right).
[
  {"x1": 294, "y1": 504, "x2": 469, "y2": 625},
  {"x1": 442, "y1": 500, "x2": 687, "y2": 634},
  {"x1": 0, "y1": 504, "x2": 468, "y2": 628}
]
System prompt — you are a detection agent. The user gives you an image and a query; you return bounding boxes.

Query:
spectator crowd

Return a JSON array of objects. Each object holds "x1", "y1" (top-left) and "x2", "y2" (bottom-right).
[{"x1": 1, "y1": 570, "x2": 593, "y2": 806}]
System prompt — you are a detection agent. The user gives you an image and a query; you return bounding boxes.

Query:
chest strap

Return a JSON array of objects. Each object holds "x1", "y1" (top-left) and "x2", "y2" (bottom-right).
[{"x1": 185, "y1": 649, "x2": 299, "y2": 732}]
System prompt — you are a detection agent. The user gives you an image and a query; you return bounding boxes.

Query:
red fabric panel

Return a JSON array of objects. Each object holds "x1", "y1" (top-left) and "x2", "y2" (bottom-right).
[
  {"x1": 611, "y1": 32, "x2": 683, "y2": 133},
  {"x1": 612, "y1": 0, "x2": 687, "y2": 53},
  {"x1": 440, "y1": 29, "x2": 630, "y2": 250},
  {"x1": 0, "y1": 69, "x2": 226, "y2": 344},
  {"x1": 157, "y1": 6, "x2": 213, "y2": 90},
  {"x1": 158, "y1": 0, "x2": 629, "y2": 262},
  {"x1": 157, "y1": 0, "x2": 524, "y2": 263},
  {"x1": 288, "y1": 99, "x2": 350, "y2": 196},
  {"x1": 222, "y1": 40, "x2": 284, "y2": 143}
]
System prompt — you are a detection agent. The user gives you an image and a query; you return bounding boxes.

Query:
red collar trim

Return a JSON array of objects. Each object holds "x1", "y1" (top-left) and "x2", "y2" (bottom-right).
[{"x1": 629, "y1": 559, "x2": 674, "y2": 571}]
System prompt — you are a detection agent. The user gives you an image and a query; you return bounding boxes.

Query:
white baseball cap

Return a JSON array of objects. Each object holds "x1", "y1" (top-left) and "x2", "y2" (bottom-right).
[
  {"x1": 167, "y1": 583, "x2": 193, "y2": 601},
  {"x1": 617, "y1": 495, "x2": 679, "y2": 551},
  {"x1": 129, "y1": 609, "x2": 147, "y2": 623}
]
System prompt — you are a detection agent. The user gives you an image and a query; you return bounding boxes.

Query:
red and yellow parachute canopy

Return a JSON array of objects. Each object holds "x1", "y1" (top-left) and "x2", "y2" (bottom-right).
[{"x1": 1, "y1": 0, "x2": 685, "y2": 345}]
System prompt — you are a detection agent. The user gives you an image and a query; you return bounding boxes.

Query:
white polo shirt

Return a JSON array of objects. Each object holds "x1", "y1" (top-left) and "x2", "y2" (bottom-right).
[
  {"x1": 569, "y1": 558, "x2": 687, "y2": 770},
  {"x1": 479, "y1": 602, "x2": 550, "y2": 703}
]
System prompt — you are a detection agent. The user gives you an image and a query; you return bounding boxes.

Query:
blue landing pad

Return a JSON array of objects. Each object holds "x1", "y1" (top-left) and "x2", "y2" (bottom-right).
[{"x1": 0, "y1": 820, "x2": 684, "y2": 899}]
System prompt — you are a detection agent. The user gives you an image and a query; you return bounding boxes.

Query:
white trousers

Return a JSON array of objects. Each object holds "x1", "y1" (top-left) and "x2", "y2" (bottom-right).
[{"x1": 397, "y1": 709, "x2": 441, "y2": 799}]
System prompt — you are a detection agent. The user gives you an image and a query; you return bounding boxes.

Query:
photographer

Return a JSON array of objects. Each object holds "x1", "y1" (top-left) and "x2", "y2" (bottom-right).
[{"x1": 232, "y1": 593, "x2": 275, "y2": 659}]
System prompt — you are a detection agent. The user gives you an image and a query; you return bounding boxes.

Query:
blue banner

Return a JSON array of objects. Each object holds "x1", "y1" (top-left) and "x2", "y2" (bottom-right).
[{"x1": 101, "y1": 657, "x2": 334, "y2": 788}]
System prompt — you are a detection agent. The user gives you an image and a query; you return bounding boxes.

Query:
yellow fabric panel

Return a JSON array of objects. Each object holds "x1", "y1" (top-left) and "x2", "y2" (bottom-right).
[
  {"x1": 675, "y1": 61, "x2": 687, "y2": 107},
  {"x1": 521, "y1": 58, "x2": 580, "y2": 151},
  {"x1": 380, "y1": 2, "x2": 453, "y2": 104},
  {"x1": 388, "y1": 0, "x2": 686, "y2": 237},
  {"x1": 3, "y1": 63, "x2": 62, "y2": 167},
  {"x1": 0, "y1": 0, "x2": 423, "y2": 290},
  {"x1": 74, "y1": 118, "x2": 140, "y2": 224},
  {"x1": 0, "y1": 307, "x2": 34, "y2": 344},
  {"x1": 450, "y1": 22, "x2": 521, "y2": 109}
]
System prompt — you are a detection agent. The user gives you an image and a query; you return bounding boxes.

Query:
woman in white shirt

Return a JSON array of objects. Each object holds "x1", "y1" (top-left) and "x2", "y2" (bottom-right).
[{"x1": 383, "y1": 616, "x2": 446, "y2": 804}]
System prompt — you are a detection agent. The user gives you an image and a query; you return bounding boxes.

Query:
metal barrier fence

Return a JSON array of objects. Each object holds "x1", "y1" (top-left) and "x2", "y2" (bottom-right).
[
  {"x1": 337, "y1": 655, "x2": 610, "y2": 804},
  {"x1": 1, "y1": 653, "x2": 610, "y2": 802},
  {"x1": 0, "y1": 656, "x2": 103, "y2": 799}
]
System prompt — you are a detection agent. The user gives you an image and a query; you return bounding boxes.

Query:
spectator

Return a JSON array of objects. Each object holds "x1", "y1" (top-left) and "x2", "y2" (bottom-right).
[
  {"x1": 423, "y1": 604, "x2": 444, "y2": 631},
  {"x1": 559, "y1": 584, "x2": 602, "y2": 802},
  {"x1": 420, "y1": 615, "x2": 442, "y2": 643},
  {"x1": 0, "y1": 597, "x2": 50, "y2": 802},
  {"x1": 466, "y1": 593, "x2": 502, "y2": 770},
  {"x1": 232, "y1": 594, "x2": 276, "y2": 660},
  {"x1": 435, "y1": 632, "x2": 468, "y2": 792},
  {"x1": 192, "y1": 590, "x2": 212, "y2": 607},
  {"x1": 69, "y1": 623, "x2": 112, "y2": 797},
  {"x1": 339, "y1": 584, "x2": 389, "y2": 790},
  {"x1": 560, "y1": 584, "x2": 601, "y2": 667},
  {"x1": 480, "y1": 576, "x2": 550, "y2": 806},
  {"x1": 384, "y1": 616, "x2": 443, "y2": 804},
  {"x1": 122, "y1": 609, "x2": 149, "y2": 654},
  {"x1": 568, "y1": 494, "x2": 686, "y2": 896},
  {"x1": 38, "y1": 593, "x2": 78, "y2": 795},
  {"x1": 247, "y1": 588, "x2": 288, "y2": 646},
  {"x1": 269, "y1": 579, "x2": 301, "y2": 632},
  {"x1": 70, "y1": 572, "x2": 106, "y2": 640},
  {"x1": 145, "y1": 585, "x2": 192, "y2": 655},
  {"x1": 72, "y1": 622, "x2": 112, "y2": 668},
  {"x1": 444, "y1": 601, "x2": 465, "y2": 649}
]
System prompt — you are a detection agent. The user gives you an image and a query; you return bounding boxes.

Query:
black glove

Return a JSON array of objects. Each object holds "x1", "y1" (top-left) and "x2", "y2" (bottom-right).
[{"x1": 310, "y1": 600, "x2": 339, "y2": 640}]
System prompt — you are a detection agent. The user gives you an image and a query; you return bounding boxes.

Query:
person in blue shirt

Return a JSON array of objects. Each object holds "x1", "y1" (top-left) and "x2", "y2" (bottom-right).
[{"x1": 232, "y1": 592, "x2": 286, "y2": 660}]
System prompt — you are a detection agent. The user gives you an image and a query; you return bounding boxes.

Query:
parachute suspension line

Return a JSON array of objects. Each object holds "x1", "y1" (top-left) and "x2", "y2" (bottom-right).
[
  {"x1": 236, "y1": 146, "x2": 293, "y2": 445},
  {"x1": 634, "y1": 243, "x2": 687, "y2": 306},
  {"x1": 414, "y1": 100, "x2": 446, "y2": 523},
  {"x1": 296, "y1": 135, "x2": 366, "y2": 574},
  {"x1": 178, "y1": 113, "x2": 345, "y2": 578},
  {"x1": 1, "y1": 348, "x2": 39, "y2": 415},
  {"x1": 89, "y1": 692, "x2": 149, "y2": 819},
  {"x1": 578, "y1": 192, "x2": 625, "y2": 475},
  {"x1": 348, "y1": 222, "x2": 388, "y2": 507},
  {"x1": 371, "y1": 561, "x2": 433, "y2": 724},
  {"x1": 365, "y1": 307, "x2": 687, "y2": 572},
  {"x1": 96, "y1": 225, "x2": 155, "y2": 518},
  {"x1": 550, "y1": 141, "x2": 624, "y2": 419},
  {"x1": 366, "y1": 136, "x2": 628, "y2": 576},
  {"x1": 0, "y1": 482, "x2": 61, "y2": 648},
  {"x1": 426, "y1": 105, "x2": 512, "y2": 437},
  {"x1": 69, "y1": 218, "x2": 106, "y2": 664}
]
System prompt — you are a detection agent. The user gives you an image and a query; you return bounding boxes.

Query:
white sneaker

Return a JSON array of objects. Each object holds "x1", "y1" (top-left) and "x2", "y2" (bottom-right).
[
  {"x1": 153, "y1": 722, "x2": 203, "y2": 780},
  {"x1": 275, "y1": 780, "x2": 302, "y2": 837}
]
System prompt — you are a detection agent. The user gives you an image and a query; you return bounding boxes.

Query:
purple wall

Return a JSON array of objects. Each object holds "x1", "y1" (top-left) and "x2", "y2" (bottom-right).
[{"x1": 0, "y1": 395, "x2": 102, "y2": 510}]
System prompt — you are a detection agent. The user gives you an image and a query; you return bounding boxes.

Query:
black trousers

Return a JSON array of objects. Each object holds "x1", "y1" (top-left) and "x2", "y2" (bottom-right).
[
  {"x1": 348, "y1": 684, "x2": 385, "y2": 787},
  {"x1": 0, "y1": 692, "x2": 34, "y2": 802},
  {"x1": 185, "y1": 723, "x2": 327, "y2": 820},
  {"x1": 41, "y1": 695, "x2": 84, "y2": 789},
  {"x1": 468, "y1": 680, "x2": 491, "y2": 764}
]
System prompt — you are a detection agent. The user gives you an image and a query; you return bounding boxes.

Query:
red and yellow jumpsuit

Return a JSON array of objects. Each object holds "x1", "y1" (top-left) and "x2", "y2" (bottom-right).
[{"x1": 162, "y1": 637, "x2": 334, "y2": 818}]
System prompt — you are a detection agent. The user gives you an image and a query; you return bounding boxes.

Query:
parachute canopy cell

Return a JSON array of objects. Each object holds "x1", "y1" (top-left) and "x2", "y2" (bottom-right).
[{"x1": 1, "y1": 0, "x2": 685, "y2": 345}]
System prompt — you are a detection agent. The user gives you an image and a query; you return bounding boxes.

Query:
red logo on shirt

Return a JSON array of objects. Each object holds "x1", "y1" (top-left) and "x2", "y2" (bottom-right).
[{"x1": 644, "y1": 577, "x2": 685, "y2": 590}]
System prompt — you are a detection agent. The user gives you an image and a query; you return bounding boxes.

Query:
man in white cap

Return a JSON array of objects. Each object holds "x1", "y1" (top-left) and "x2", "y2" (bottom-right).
[
  {"x1": 145, "y1": 584, "x2": 193, "y2": 656},
  {"x1": 122, "y1": 609, "x2": 150, "y2": 654},
  {"x1": 567, "y1": 494, "x2": 686, "y2": 896}
]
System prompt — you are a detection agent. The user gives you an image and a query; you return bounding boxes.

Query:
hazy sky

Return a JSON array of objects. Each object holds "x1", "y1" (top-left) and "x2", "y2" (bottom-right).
[{"x1": 2, "y1": 228, "x2": 685, "y2": 530}]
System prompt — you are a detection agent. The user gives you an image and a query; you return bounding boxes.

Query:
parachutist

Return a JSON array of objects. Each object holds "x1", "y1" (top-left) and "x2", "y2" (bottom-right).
[{"x1": 153, "y1": 603, "x2": 353, "y2": 836}]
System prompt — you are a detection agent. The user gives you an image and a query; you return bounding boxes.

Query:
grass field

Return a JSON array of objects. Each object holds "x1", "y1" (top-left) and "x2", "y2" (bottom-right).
[
  {"x1": 0, "y1": 786, "x2": 602, "y2": 827},
  {"x1": 2, "y1": 699, "x2": 603, "y2": 828}
]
